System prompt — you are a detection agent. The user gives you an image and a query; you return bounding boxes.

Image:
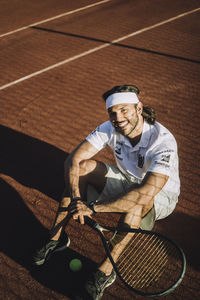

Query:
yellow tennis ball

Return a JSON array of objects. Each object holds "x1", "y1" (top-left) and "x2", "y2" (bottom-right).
[{"x1": 69, "y1": 258, "x2": 82, "y2": 272}]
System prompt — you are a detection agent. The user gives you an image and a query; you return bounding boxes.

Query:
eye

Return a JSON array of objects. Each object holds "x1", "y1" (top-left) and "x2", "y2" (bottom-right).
[{"x1": 121, "y1": 108, "x2": 128, "y2": 113}]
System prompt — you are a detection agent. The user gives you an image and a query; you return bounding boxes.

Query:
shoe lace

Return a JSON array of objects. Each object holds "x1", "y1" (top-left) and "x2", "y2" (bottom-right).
[{"x1": 36, "y1": 240, "x2": 57, "y2": 257}]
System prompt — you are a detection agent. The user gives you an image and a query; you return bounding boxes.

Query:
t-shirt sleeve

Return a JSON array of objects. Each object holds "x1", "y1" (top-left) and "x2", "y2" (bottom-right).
[
  {"x1": 86, "y1": 121, "x2": 111, "y2": 151},
  {"x1": 148, "y1": 143, "x2": 176, "y2": 176}
]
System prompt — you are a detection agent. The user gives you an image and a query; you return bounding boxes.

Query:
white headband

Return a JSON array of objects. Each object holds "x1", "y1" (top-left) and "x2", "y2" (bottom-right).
[{"x1": 106, "y1": 92, "x2": 139, "y2": 109}]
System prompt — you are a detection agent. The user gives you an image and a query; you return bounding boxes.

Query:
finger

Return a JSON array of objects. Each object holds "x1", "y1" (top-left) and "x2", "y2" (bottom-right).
[
  {"x1": 76, "y1": 200, "x2": 84, "y2": 207},
  {"x1": 73, "y1": 212, "x2": 84, "y2": 224},
  {"x1": 79, "y1": 214, "x2": 85, "y2": 225},
  {"x1": 69, "y1": 200, "x2": 83, "y2": 211},
  {"x1": 73, "y1": 213, "x2": 79, "y2": 220}
]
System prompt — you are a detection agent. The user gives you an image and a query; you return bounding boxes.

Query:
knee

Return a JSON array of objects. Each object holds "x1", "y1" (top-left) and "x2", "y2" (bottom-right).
[
  {"x1": 141, "y1": 200, "x2": 154, "y2": 217},
  {"x1": 79, "y1": 159, "x2": 97, "y2": 176},
  {"x1": 79, "y1": 160, "x2": 88, "y2": 173}
]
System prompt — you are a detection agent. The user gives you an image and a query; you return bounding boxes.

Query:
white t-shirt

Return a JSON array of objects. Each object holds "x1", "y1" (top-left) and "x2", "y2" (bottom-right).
[{"x1": 86, "y1": 120, "x2": 180, "y2": 195}]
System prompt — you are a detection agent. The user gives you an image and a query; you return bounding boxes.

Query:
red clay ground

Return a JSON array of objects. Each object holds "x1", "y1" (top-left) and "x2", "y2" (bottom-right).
[{"x1": 0, "y1": 0, "x2": 200, "y2": 299}]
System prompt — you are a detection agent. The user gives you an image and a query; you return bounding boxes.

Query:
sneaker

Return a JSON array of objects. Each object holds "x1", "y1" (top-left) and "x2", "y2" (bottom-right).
[
  {"x1": 85, "y1": 269, "x2": 116, "y2": 300},
  {"x1": 32, "y1": 235, "x2": 70, "y2": 266}
]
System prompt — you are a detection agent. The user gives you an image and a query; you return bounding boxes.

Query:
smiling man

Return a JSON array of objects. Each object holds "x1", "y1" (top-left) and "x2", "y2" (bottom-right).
[{"x1": 33, "y1": 84, "x2": 180, "y2": 300}]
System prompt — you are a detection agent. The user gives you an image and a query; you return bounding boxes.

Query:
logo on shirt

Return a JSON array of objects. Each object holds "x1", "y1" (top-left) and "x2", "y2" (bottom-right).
[
  {"x1": 161, "y1": 154, "x2": 171, "y2": 163},
  {"x1": 138, "y1": 154, "x2": 144, "y2": 168},
  {"x1": 115, "y1": 142, "x2": 123, "y2": 160},
  {"x1": 115, "y1": 145, "x2": 121, "y2": 155}
]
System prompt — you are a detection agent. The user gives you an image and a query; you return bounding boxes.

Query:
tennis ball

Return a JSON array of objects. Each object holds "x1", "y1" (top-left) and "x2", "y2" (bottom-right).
[{"x1": 69, "y1": 258, "x2": 82, "y2": 272}]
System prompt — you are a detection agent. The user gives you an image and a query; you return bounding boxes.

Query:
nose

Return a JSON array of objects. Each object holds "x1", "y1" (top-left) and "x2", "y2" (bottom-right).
[{"x1": 115, "y1": 111, "x2": 124, "y2": 122}]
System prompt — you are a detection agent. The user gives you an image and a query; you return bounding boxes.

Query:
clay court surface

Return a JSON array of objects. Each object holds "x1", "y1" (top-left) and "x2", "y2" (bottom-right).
[{"x1": 0, "y1": 0, "x2": 200, "y2": 299}]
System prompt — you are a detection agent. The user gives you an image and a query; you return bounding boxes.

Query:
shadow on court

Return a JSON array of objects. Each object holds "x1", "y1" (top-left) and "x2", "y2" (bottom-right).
[
  {"x1": 0, "y1": 125, "x2": 67, "y2": 201},
  {"x1": 31, "y1": 26, "x2": 200, "y2": 65},
  {"x1": 0, "y1": 125, "x2": 97, "y2": 299},
  {"x1": 155, "y1": 211, "x2": 200, "y2": 271},
  {"x1": 31, "y1": 248, "x2": 97, "y2": 300},
  {"x1": 0, "y1": 177, "x2": 48, "y2": 265},
  {"x1": 0, "y1": 178, "x2": 98, "y2": 299}
]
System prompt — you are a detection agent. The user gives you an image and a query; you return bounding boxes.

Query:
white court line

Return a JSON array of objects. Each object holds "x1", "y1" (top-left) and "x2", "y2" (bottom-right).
[
  {"x1": 0, "y1": 7, "x2": 199, "y2": 91},
  {"x1": 0, "y1": 0, "x2": 111, "y2": 38}
]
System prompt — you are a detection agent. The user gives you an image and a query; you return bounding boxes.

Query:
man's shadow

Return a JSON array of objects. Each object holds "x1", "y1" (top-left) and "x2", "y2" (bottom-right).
[
  {"x1": 0, "y1": 125, "x2": 67, "y2": 200},
  {"x1": 0, "y1": 125, "x2": 96, "y2": 299}
]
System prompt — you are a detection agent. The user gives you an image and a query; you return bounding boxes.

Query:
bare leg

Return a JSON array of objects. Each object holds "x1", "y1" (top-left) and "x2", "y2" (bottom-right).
[
  {"x1": 50, "y1": 196, "x2": 71, "y2": 240},
  {"x1": 99, "y1": 203, "x2": 154, "y2": 275},
  {"x1": 50, "y1": 159, "x2": 107, "y2": 241}
]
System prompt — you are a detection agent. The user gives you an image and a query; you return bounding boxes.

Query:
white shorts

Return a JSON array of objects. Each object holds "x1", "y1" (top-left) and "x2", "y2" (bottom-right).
[{"x1": 87, "y1": 164, "x2": 178, "y2": 222}]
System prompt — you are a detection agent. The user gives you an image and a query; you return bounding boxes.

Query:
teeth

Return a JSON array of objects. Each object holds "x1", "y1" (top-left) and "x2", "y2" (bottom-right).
[{"x1": 118, "y1": 121, "x2": 128, "y2": 128}]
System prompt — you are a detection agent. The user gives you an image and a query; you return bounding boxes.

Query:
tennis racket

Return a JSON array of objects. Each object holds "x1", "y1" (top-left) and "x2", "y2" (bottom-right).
[{"x1": 84, "y1": 216, "x2": 186, "y2": 297}]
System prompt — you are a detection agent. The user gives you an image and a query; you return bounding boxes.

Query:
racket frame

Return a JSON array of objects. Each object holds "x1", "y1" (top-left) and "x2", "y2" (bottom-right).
[{"x1": 84, "y1": 216, "x2": 186, "y2": 297}]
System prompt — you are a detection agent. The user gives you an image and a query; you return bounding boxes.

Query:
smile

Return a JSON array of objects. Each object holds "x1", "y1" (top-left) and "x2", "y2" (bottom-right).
[{"x1": 117, "y1": 121, "x2": 129, "y2": 129}]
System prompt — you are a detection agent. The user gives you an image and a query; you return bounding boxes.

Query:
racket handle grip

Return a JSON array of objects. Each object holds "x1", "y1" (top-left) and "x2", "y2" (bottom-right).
[{"x1": 84, "y1": 216, "x2": 98, "y2": 228}]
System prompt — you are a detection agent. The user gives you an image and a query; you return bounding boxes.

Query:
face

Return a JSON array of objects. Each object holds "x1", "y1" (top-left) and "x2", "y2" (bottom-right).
[{"x1": 108, "y1": 103, "x2": 142, "y2": 137}]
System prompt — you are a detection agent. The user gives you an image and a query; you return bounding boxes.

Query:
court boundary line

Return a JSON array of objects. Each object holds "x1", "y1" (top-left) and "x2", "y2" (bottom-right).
[
  {"x1": 0, "y1": 7, "x2": 199, "y2": 91},
  {"x1": 0, "y1": 0, "x2": 112, "y2": 38}
]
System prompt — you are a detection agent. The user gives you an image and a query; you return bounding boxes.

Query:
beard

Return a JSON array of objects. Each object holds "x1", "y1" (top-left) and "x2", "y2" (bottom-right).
[
  {"x1": 114, "y1": 114, "x2": 139, "y2": 137},
  {"x1": 126, "y1": 114, "x2": 139, "y2": 137}
]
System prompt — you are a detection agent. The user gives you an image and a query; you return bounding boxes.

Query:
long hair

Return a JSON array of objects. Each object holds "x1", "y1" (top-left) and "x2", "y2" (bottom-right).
[{"x1": 102, "y1": 84, "x2": 156, "y2": 125}]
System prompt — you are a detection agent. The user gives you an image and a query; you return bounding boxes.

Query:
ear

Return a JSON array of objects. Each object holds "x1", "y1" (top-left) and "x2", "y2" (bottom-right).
[{"x1": 136, "y1": 101, "x2": 143, "y2": 115}]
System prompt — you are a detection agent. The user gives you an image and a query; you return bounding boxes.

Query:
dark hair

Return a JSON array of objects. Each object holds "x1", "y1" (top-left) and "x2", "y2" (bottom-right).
[
  {"x1": 102, "y1": 84, "x2": 140, "y2": 100},
  {"x1": 102, "y1": 84, "x2": 156, "y2": 125},
  {"x1": 142, "y1": 106, "x2": 156, "y2": 125}
]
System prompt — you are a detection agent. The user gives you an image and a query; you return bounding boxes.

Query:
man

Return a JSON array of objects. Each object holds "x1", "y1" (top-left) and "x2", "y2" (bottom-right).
[{"x1": 33, "y1": 85, "x2": 180, "y2": 299}]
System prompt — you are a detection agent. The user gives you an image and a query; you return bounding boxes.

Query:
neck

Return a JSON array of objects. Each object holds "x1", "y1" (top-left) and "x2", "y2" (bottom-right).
[{"x1": 128, "y1": 116, "x2": 144, "y2": 147}]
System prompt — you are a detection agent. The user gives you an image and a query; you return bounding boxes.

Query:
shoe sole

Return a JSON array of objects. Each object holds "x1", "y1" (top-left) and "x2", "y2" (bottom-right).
[{"x1": 34, "y1": 238, "x2": 70, "y2": 266}]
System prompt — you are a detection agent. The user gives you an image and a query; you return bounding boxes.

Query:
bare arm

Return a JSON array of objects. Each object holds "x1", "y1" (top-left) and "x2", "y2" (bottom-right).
[
  {"x1": 73, "y1": 171, "x2": 168, "y2": 226},
  {"x1": 94, "y1": 172, "x2": 168, "y2": 214},
  {"x1": 65, "y1": 139, "x2": 99, "y2": 199}
]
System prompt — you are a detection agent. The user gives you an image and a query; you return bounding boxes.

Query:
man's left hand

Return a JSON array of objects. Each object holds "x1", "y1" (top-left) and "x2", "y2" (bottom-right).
[{"x1": 69, "y1": 200, "x2": 93, "y2": 224}]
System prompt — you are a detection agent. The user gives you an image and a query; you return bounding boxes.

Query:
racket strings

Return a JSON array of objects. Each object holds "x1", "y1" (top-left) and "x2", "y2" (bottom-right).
[
  {"x1": 117, "y1": 232, "x2": 153, "y2": 268},
  {"x1": 115, "y1": 233, "x2": 183, "y2": 293},
  {"x1": 118, "y1": 234, "x2": 166, "y2": 287},
  {"x1": 130, "y1": 241, "x2": 169, "y2": 289},
  {"x1": 133, "y1": 238, "x2": 170, "y2": 288},
  {"x1": 111, "y1": 232, "x2": 155, "y2": 286}
]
